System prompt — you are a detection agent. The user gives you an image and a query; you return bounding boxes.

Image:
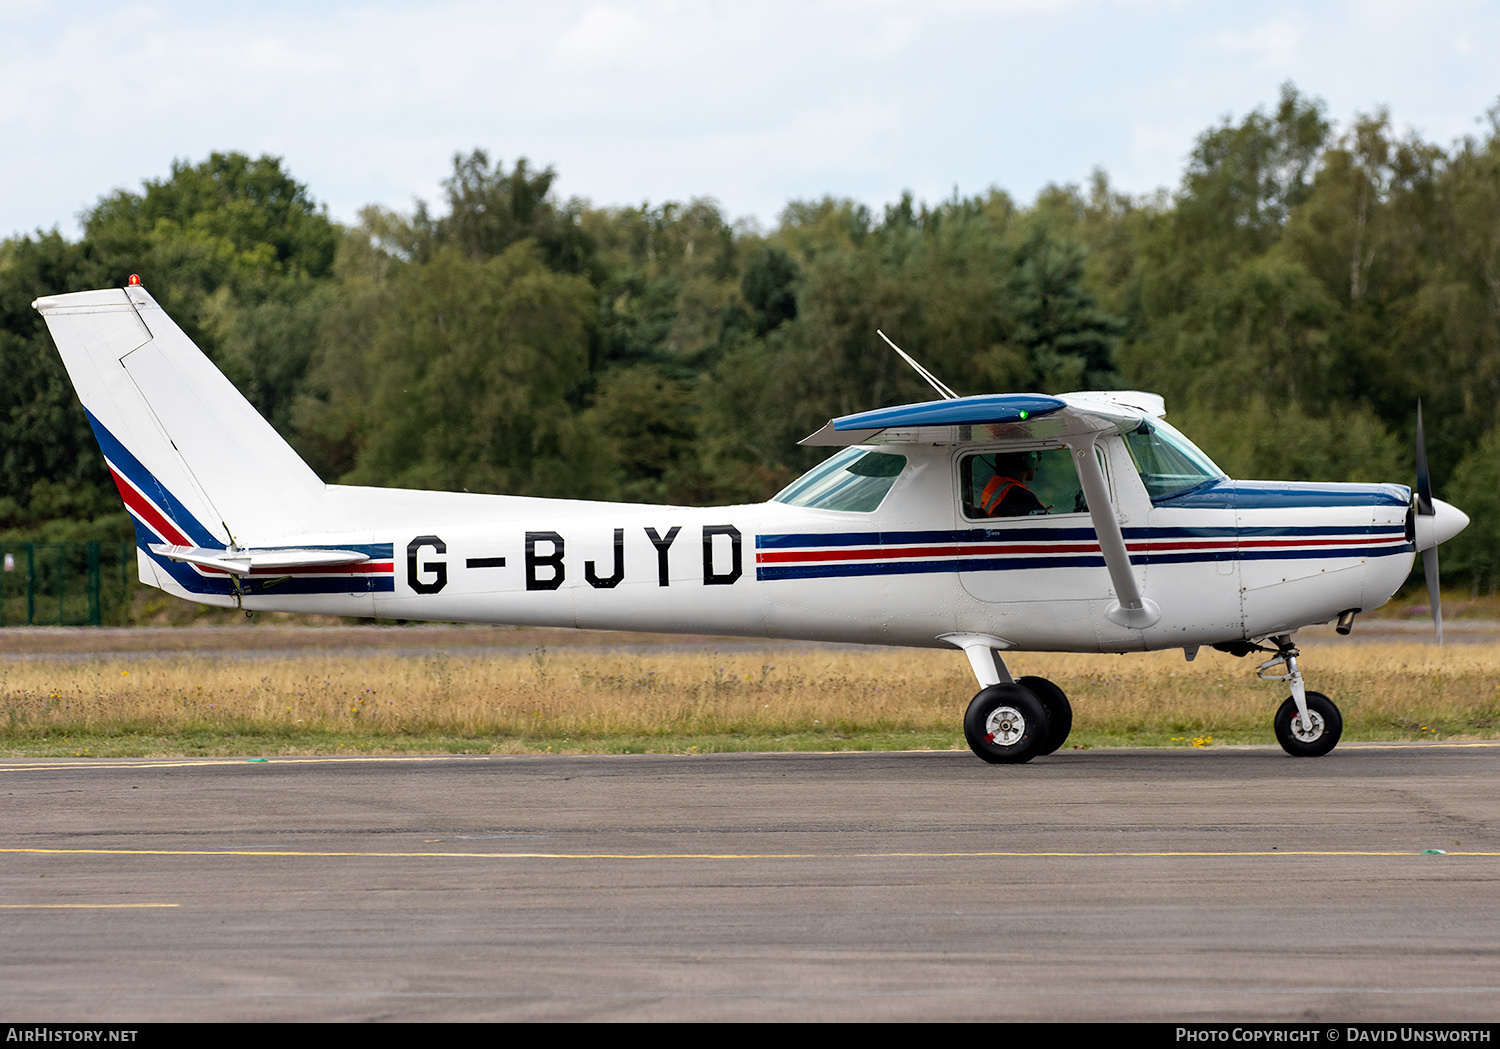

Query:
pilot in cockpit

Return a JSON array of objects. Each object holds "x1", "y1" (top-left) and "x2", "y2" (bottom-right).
[{"x1": 979, "y1": 451, "x2": 1048, "y2": 517}]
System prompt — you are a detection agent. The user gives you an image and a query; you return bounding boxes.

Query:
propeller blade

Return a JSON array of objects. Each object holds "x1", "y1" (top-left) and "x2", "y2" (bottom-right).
[
  {"x1": 1415, "y1": 401, "x2": 1434, "y2": 516},
  {"x1": 1424, "y1": 546, "x2": 1443, "y2": 647},
  {"x1": 1416, "y1": 401, "x2": 1441, "y2": 644}
]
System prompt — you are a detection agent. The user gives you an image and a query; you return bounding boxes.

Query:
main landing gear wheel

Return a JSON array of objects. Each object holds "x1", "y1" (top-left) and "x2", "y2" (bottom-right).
[
  {"x1": 1017, "y1": 675, "x2": 1072, "y2": 755},
  {"x1": 1273, "y1": 691, "x2": 1342, "y2": 757},
  {"x1": 964, "y1": 683, "x2": 1051, "y2": 764}
]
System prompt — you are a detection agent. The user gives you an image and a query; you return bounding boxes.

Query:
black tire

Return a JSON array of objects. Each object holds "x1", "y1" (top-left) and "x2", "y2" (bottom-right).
[
  {"x1": 1273, "y1": 691, "x2": 1342, "y2": 757},
  {"x1": 1018, "y1": 675, "x2": 1072, "y2": 755},
  {"x1": 964, "y1": 683, "x2": 1051, "y2": 764}
]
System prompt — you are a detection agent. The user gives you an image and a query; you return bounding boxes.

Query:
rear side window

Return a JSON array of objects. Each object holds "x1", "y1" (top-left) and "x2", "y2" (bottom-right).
[
  {"x1": 773, "y1": 448, "x2": 908, "y2": 512},
  {"x1": 961, "y1": 448, "x2": 1087, "y2": 519}
]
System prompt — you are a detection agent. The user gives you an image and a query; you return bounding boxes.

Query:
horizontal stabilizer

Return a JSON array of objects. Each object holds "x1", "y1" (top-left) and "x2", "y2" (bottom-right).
[{"x1": 148, "y1": 544, "x2": 371, "y2": 577}]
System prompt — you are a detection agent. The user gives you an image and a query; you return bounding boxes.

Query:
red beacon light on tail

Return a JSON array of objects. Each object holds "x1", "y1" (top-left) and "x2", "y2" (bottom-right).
[{"x1": 128, "y1": 274, "x2": 141, "y2": 286}]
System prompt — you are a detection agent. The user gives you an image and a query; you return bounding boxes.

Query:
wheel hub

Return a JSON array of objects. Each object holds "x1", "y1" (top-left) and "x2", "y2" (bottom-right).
[
  {"x1": 1290, "y1": 710, "x2": 1325, "y2": 743},
  {"x1": 984, "y1": 705, "x2": 1026, "y2": 746}
]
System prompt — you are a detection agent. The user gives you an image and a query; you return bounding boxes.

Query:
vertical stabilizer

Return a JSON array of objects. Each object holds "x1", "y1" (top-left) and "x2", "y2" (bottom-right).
[{"x1": 33, "y1": 285, "x2": 328, "y2": 555}]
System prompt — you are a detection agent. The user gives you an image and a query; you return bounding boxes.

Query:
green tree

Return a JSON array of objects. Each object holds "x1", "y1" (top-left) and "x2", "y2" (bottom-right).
[
  {"x1": 1443, "y1": 427, "x2": 1500, "y2": 592},
  {"x1": 739, "y1": 245, "x2": 800, "y2": 337},
  {"x1": 0, "y1": 232, "x2": 119, "y2": 529},
  {"x1": 341, "y1": 243, "x2": 601, "y2": 497},
  {"x1": 80, "y1": 152, "x2": 339, "y2": 435},
  {"x1": 585, "y1": 364, "x2": 705, "y2": 504},
  {"x1": 417, "y1": 150, "x2": 595, "y2": 275},
  {"x1": 1008, "y1": 225, "x2": 1123, "y2": 390},
  {"x1": 84, "y1": 152, "x2": 335, "y2": 295},
  {"x1": 1175, "y1": 83, "x2": 1331, "y2": 261},
  {"x1": 593, "y1": 269, "x2": 681, "y2": 371}
]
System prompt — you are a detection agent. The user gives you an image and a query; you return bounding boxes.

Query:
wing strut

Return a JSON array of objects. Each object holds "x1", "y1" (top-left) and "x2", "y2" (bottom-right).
[{"x1": 1069, "y1": 436, "x2": 1160, "y2": 630}]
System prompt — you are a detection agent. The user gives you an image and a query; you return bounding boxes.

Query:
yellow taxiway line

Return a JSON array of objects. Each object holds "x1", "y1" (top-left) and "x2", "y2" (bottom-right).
[
  {"x1": 3, "y1": 847, "x2": 1497, "y2": 860},
  {"x1": 1, "y1": 740, "x2": 1498, "y2": 773},
  {"x1": 0, "y1": 754, "x2": 496, "y2": 772},
  {"x1": 0, "y1": 902, "x2": 179, "y2": 908}
]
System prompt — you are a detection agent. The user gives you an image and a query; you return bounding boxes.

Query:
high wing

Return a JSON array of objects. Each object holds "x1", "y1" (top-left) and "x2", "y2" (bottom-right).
[
  {"x1": 799, "y1": 391, "x2": 1166, "y2": 447},
  {"x1": 802, "y1": 391, "x2": 1172, "y2": 630}
]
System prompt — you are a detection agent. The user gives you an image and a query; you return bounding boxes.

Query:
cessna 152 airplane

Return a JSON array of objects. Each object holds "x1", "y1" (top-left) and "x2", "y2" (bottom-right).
[{"x1": 35, "y1": 280, "x2": 1471, "y2": 764}]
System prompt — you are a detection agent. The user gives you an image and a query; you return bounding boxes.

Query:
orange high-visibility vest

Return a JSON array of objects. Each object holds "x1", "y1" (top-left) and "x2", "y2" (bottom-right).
[{"x1": 979, "y1": 474, "x2": 1034, "y2": 516}]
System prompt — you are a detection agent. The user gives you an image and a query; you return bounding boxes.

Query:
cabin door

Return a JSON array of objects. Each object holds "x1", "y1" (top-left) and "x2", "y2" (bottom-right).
[{"x1": 955, "y1": 446, "x2": 1113, "y2": 607}]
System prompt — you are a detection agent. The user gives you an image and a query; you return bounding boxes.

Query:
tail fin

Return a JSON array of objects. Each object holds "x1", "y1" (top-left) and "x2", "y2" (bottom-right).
[{"x1": 33, "y1": 284, "x2": 328, "y2": 556}]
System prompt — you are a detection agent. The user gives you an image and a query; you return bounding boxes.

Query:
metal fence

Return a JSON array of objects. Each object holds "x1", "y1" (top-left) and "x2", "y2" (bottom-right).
[{"x1": 0, "y1": 541, "x2": 137, "y2": 627}]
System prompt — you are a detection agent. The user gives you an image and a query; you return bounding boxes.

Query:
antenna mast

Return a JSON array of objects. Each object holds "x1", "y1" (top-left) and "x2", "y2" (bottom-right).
[{"x1": 877, "y1": 330, "x2": 958, "y2": 400}]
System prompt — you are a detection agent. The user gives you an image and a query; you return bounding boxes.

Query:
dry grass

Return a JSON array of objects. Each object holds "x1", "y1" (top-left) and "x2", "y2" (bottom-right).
[{"x1": 2, "y1": 642, "x2": 1497, "y2": 756}]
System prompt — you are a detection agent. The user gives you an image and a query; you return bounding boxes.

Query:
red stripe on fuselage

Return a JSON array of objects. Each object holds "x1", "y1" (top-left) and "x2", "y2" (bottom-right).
[
  {"x1": 757, "y1": 534, "x2": 1402, "y2": 564},
  {"x1": 245, "y1": 561, "x2": 394, "y2": 576},
  {"x1": 756, "y1": 543, "x2": 1102, "y2": 564}
]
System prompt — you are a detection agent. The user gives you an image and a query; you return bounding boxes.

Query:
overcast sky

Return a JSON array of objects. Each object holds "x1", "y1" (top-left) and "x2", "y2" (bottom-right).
[{"x1": 3, "y1": 1, "x2": 1498, "y2": 239}]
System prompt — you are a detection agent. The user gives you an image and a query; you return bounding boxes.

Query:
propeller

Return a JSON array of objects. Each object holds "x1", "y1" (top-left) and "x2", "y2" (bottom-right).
[{"x1": 1415, "y1": 402, "x2": 1443, "y2": 645}]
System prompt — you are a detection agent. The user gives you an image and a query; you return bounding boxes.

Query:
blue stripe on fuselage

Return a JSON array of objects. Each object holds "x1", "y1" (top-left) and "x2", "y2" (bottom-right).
[
  {"x1": 754, "y1": 515, "x2": 1411, "y2": 580},
  {"x1": 1156, "y1": 479, "x2": 1411, "y2": 509},
  {"x1": 757, "y1": 555, "x2": 1108, "y2": 581},
  {"x1": 756, "y1": 524, "x2": 1409, "y2": 550}
]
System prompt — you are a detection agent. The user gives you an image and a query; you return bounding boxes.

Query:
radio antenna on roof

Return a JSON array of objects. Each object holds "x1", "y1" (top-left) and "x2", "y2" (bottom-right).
[{"x1": 877, "y1": 330, "x2": 959, "y2": 401}]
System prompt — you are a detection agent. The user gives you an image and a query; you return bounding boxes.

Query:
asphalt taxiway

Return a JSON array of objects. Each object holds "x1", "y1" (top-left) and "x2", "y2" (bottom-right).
[{"x1": 2, "y1": 745, "x2": 1498, "y2": 1021}]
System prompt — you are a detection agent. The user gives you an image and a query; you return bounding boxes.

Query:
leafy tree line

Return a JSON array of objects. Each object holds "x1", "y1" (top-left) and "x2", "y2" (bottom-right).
[{"x1": 3, "y1": 85, "x2": 1498, "y2": 588}]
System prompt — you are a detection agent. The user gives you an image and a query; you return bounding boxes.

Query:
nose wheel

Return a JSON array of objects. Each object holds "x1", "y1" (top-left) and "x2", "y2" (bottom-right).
[
  {"x1": 1273, "y1": 690, "x2": 1342, "y2": 757},
  {"x1": 1256, "y1": 636, "x2": 1343, "y2": 757}
]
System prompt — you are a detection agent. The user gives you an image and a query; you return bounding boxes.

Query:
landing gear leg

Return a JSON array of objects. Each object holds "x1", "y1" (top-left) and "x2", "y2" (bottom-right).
[
  {"x1": 1260, "y1": 636, "x2": 1343, "y2": 757},
  {"x1": 939, "y1": 633, "x2": 1059, "y2": 764}
]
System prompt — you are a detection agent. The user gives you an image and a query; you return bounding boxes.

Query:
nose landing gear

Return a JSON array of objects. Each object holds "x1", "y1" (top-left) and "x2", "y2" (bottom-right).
[
  {"x1": 1258, "y1": 636, "x2": 1343, "y2": 757},
  {"x1": 1273, "y1": 691, "x2": 1342, "y2": 757}
]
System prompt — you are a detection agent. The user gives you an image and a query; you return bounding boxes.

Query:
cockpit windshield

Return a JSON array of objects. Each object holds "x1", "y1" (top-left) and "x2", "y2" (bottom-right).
[
  {"x1": 773, "y1": 448, "x2": 908, "y2": 512},
  {"x1": 1122, "y1": 418, "x2": 1224, "y2": 500}
]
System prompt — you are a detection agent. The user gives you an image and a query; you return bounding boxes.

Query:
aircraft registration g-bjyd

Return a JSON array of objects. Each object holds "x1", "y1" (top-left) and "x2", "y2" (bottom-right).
[{"x1": 35, "y1": 280, "x2": 1471, "y2": 763}]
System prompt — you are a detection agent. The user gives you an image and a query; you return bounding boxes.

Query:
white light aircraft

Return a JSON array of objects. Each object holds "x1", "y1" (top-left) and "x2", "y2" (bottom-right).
[{"x1": 35, "y1": 281, "x2": 1471, "y2": 763}]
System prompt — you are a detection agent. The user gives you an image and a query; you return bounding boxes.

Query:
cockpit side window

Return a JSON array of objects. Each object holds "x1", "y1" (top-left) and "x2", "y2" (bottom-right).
[
  {"x1": 773, "y1": 448, "x2": 908, "y2": 512},
  {"x1": 961, "y1": 447, "x2": 1087, "y2": 519},
  {"x1": 1122, "y1": 418, "x2": 1224, "y2": 500}
]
